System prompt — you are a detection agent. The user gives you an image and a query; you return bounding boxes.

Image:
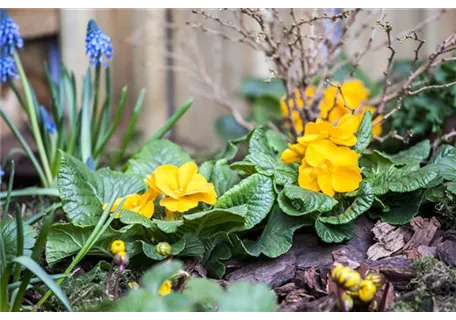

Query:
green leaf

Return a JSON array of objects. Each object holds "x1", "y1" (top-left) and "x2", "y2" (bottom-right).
[
  {"x1": 424, "y1": 185, "x2": 446, "y2": 202},
  {"x1": 45, "y1": 223, "x2": 147, "y2": 265},
  {"x1": 265, "y1": 129, "x2": 288, "y2": 154},
  {"x1": 448, "y1": 182, "x2": 456, "y2": 194},
  {"x1": 278, "y1": 185, "x2": 338, "y2": 216},
  {"x1": 388, "y1": 140, "x2": 431, "y2": 165},
  {"x1": 241, "y1": 77, "x2": 285, "y2": 100},
  {"x1": 430, "y1": 144, "x2": 455, "y2": 164},
  {"x1": 119, "y1": 210, "x2": 157, "y2": 229},
  {"x1": 199, "y1": 159, "x2": 240, "y2": 197},
  {"x1": 215, "y1": 114, "x2": 249, "y2": 141},
  {"x1": 141, "y1": 260, "x2": 183, "y2": 293},
  {"x1": 204, "y1": 243, "x2": 232, "y2": 278},
  {"x1": 354, "y1": 110, "x2": 372, "y2": 154},
  {"x1": 371, "y1": 191, "x2": 424, "y2": 225},
  {"x1": 13, "y1": 256, "x2": 72, "y2": 312},
  {"x1": 233, "y1": 127, "x2": 297, "y2": 186},
  {"x1": 218, "y1": 281, "x2": 278, "y2": 312},
  {"x1": 388, "y1": 164, "x2": 440, "y2": 193},
  {"x1": 242, "y1": 206, "x2": 309, "y2": 258},
  {"x1": 0, "y1": 218, "x2": 37, "y2": 264},
  {"x1": 58, "y1": 152, "x2": 144, "y2": 226},
  {"x1": 142, "y1": 238, "x2": 186, "y2": 261},
  {"x1": 436, "y1": 155, "x2": 456, "y2": 181},
  {"x1": 125, "y1": 139, "x2": 192, "y2": 177},
  {"x1": 215, "y1": 174, "x2": 274, "y2": 230},
  {"x1": 315, "y1": 219, "x2": 353, "y2": 243},
  {"x1": 319, "y1": 182, "x2": 374, "y2": 225},
  {"x1": 183, "y1": 278, "x2": 224, "y2": 307}
]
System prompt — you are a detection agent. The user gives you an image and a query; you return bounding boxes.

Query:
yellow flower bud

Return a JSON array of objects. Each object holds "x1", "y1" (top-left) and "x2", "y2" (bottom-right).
[
  {"x1": 156, "y1": 242, "x2": 172, "y2": 257},
  {"x1": 110, "y1": 240, "x2": 126, "y2": 255},
  {"x1": 358, "y1": 280, "x2": 377, "y2": 303},
  {"x1": 128, "y1": 281, "x2": 139, "y2": 289},
  {"x1": 331, "y1": 265, "x2": 361, "y2": 291},
  {"x1": 364, "y1": 273, "x2": 385, "y2": 288},
  {"x1": 158, "y1": 280, "x2": 172, "y2": 297}
]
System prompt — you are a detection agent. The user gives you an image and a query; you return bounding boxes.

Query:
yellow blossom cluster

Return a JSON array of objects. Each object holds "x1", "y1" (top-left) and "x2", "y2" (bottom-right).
[
  {"x1": 103, "y1": 162, "x2": 217, "y2": 219},
  {"x1": 281, "y1": 113, "x2": 362, "y2": 197},
  {"x1": 280, "y1": 80, "x2": 383, "y2": 137}
]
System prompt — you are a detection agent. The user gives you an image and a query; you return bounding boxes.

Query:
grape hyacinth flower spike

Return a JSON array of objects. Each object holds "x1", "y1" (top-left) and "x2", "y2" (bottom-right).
[
  {"x1": 0, "y1": 48, "x2": 18, "y2": 83},
  {"x1": 0, "y1": 8, "x2": 24, "y2": 54},
  {"x1": 85, "y1": 19, "x2": 113, "y2": 67}
]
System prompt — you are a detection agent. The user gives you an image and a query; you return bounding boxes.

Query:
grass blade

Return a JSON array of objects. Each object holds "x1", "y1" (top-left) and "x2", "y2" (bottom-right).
[
  {"x1": 13, "y1": 256, "x2": 72, "y2": 312},
  {"x1": 93, "y1": 86, "x2": 128, "y2": 158},
  {"x1": 0, "y1": 187, "x2": 59, "y2": 200},
  {"x1": 0, "y1": 109, "x2": 48, "y2": 187},
  {"x1": 148, "y1": 98, "x2": 193, "y2": 142},
  {"x1": 8, "y1": 273, "x2": 67, "y2": 290},
  {"x1": 80, "y1": 68, "x2": 93, "y2": 164},
  {"x1": 111, "y1": 89, "x2": 146, "y2": 167}
]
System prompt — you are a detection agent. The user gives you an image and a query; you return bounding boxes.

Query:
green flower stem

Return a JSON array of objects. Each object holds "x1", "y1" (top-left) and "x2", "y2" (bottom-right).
[
  {"x1": 91, "y1": 64, "x2": 101, "y2": 147},
  {"x1": 13, "y1": 52, "x2": 53, "y2": 186},
  {"x1": 0, "y1": 188, "x2": 59, "y2": 199},
  {"x1": 7, "y1": 79, "x2": 27, "y2": 115},
  {"x1": 0, "y1": 109, "x2": 48, "y2": 188},
  {"x1": 36, "y1": 193, "x2": 124, "y2": 308},
  {"x1": 148, "y1": 98, "x2": 193, "y2": 142}
]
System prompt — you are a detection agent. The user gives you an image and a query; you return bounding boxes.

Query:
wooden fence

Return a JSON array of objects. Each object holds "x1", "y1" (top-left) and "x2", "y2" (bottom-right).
[{"x1": 2, "y1": 8, "x2": 456, "y2": 155}]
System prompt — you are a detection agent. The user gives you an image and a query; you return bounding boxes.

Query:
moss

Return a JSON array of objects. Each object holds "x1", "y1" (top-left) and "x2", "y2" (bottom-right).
[
  {"x1": 392, "y1": 258, "x2": 456, "y2": 312},
  {"x1": 435, "y1": 191, "x2": 456, "y2": 229}
]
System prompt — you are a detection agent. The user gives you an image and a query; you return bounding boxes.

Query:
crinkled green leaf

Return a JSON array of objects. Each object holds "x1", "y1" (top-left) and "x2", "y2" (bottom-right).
[
  {"x1": 370, "y1": 191, "x2": 424, "y2": 225},
  {"x1": 1, "y1": 218, "x2": 37, "y2": 264},
  {"x1": 354, "y1": 110, "x2": 372, "y2": 154},
  {"x1": 219, "y1": 281, "x2": 278, "y2": 312},
  {"x1": 448, "y1": 182, "x2": 456, "y2": 194},
  {"x1": 424, "y1": 185, "x2": 446, "y2": 202},
  {"x1": 204, "y1": 243, "x2": 232, "y2": 278},
  {"x1": 430, "y1": 144, "x2": 455, "y2": 164},
  {"x1": 436, "y1": 155, "x2": 456, "y2": 181},
  {"x1": 58, "y1": 152, "x2": 144, "y2": 226},
  {"x1": 45, "y1": 223, "x2": 147, "y2": 265},
  {"x1": 215, "y1": 174, "x2": 274, "y2": 230},
  {"x1": 125, "y1": 139, "x2": 192, "y2": 177},
  {"x1": 265, "y1": 129, "x2": 288, "y2": 153},
  {"x1": 183, "y1": 278, "x2": 224, "y2": 308},
  {"x1": 278, "y1": 185, "x2": 338, "y2": 216},
  {"x1": 315, "y1": 219, "x2": 353, "y2": 243},
  {"x1": 199, "y1": 159, "x2": 240, "y2": 197},
  {"x1": 388, "y1": 164, "x2": 440, "y2": 193},
  {"x1": 242, "y1": 206, "x2": 309, "y2": 258},
  {"x1": 388, "y1": 140, "x2": 431, "y2": 165},
  {"x1": 232, "y1": 127, "x2": 297, "y2": 186},
  {"x1": 142, "y1": 238, "x2": 186, "y2": 261},
  {"x1": 319, "y1": 182, "x2": 374, "y2": 225}
]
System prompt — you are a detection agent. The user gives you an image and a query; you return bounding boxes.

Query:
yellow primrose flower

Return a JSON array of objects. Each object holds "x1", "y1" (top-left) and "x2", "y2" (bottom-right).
[
  {"x1": 299, "y1": 140, "x2": 362, "y2": 197},
  {"x1": 158, "y1": 280, "x2": 172, "y2": 297},
  {"x1": 110, "y1": 240, "x2": 126, "y2": 255},
  {"x1": 145, "y1": 162, "x2": 217, "y2": 213},
  {"x1": 102, "y1": 189, "x2": 157, "y2": 219},
  {"x1": 298, "y1": 114, "x2": 359, "y2": 147},
  {"x1": 281, "y1": 141, "x2": 307, "y2": 164}
]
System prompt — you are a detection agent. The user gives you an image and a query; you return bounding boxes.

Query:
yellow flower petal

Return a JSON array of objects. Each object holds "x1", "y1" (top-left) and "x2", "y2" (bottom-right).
[
  {"x1": 153, "y1": 164, "x2": 180, "y2": 199},
  {"x1": 332, "y1": 166, "x2": 362, "y2": 193},
  {"x1": 160, "y1": 196, "x2": 199, "y2": 212},
  {"x1": 317, "y1": 171, "x2": 335, "y2": 197},
  {"x1": 305, "y1": 140, "x2": 340, "y2": 167},
  {"x1": 159, "y1": 280, "x2": 172, "y2": 297},
  {"x1": 281, "y1": 142, "x2": 307, "y2": 164},
  {"x1": 298, "y1": 162, "x2": 320, "y2": 192},
  {"x1": 177, "y1": 162, "x2": 198, "y2": 190}
]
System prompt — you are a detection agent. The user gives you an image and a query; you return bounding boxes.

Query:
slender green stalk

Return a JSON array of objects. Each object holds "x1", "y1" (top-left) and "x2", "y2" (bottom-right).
[
  {"x1": 36, "y1": 193, "x2": 123, "y2": 308},
  {"x1": 12, "y1": 204, "x2": 24, "y2": 283},
  {"x1": 111, "y1": 89, "x2": 146, "y2": 167},
  {"x1": 8, "y1": 273, "x2": 67, "y2": 290},
  {"x1": 0, "y1": 109, "x2": 48, "y2": 187},
  {"x1": 8, "y1": 79, "x2": 26, "y2": 114},
  {"x1": 13, "y1": 52, "x2": 53, "y2": 186},
  {"x1": 1, "y1": 148, "x2": 26, "y2": 168},
  {"x1": 0, "y1": 267, "x2": 11, "y2": 311},
  {"x1": 149, "y1": 98, "x2": 193, "y2": 142},
  {"x1": 0, "y1": 188, "x2": 59, "y2": 199},
  {"x1": 93, "y1": 86, "x2": 128, "y2": 158},
  {"x1": 2, "y1": 161, "x2": 15, "y2": 219},
  {"x1": 80, "y1": 69, "x2": 93, "y2": 164},
  {"x1": 25, "y1": 202, "x2": 62, "y2": 225},
  {"x1": 91, "y1": 64, "x2": 101, "y2": 146},
  {"x1": 95, "y1": 66, "x2": 112, "y2": 147}
]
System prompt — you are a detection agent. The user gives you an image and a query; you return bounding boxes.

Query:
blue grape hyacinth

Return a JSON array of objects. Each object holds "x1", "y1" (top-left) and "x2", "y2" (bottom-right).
[
  {"x1": 85, "y1": 19, "x2": 113, "y2": 67},
  {"x1": 0, "y1": 49, "x2": 18, "y2": 83},
  {"x1": 39, "y1": 106, "x2": 57, "y2": 134},
  {"x1": 0, "y1": 8, "x2": 24, "y2": 54}
]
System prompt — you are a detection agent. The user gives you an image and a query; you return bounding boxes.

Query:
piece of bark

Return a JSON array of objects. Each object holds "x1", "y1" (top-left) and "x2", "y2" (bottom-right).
[
  {"x1": 377, "y1": 282, "x2": 395, "y2": 311},
  {"x1": 436, "y1": 240, "x2": 456, "y2": 267},
  {"x1": 417, "y1": 245, "x2": 436, "y2": 258},
  {"x1": 367, "y1": 222, "x2": 412, "y2": 260},
  {"x1": 275, "y1": 282, "x2": 297, "y2": 296},
  {"x1": 281, "y1": 294, "x2": 337, "y2": 312},
  {"x1": 295, "y1": 267, "x2": 327, "y2": 297},
  {"x1": 366, "y1": 257, "x2": 414, "y2": 290},
  {"x1": 225, "y1": 251, "x2": 296, "y2": 288},
  {"x1": 403, "y1": 217, "x2": 441, "y2": 250}
]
